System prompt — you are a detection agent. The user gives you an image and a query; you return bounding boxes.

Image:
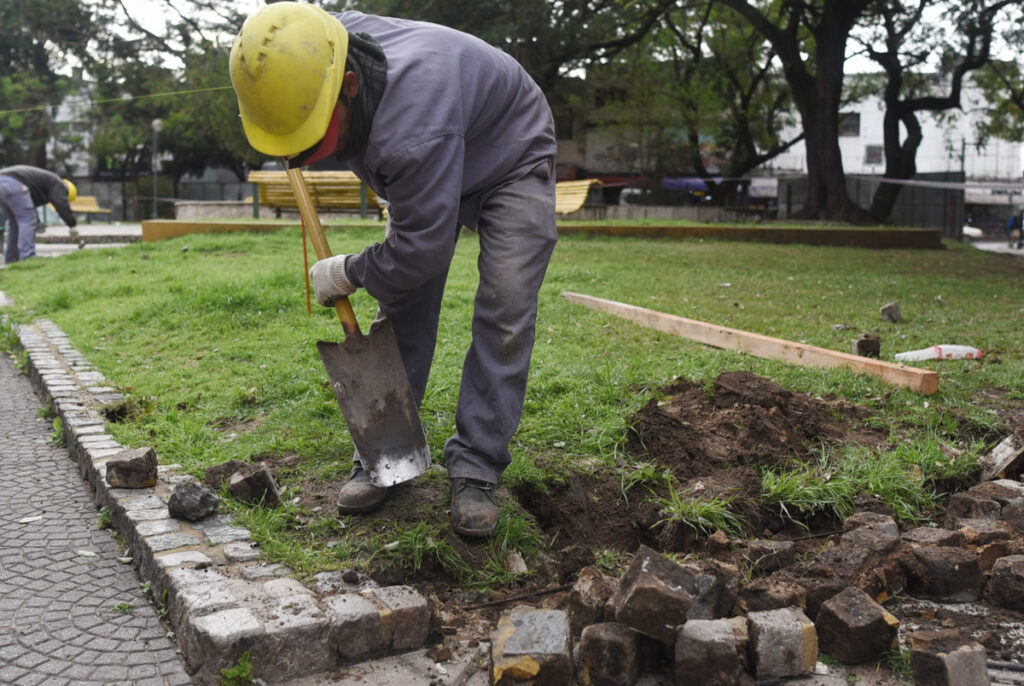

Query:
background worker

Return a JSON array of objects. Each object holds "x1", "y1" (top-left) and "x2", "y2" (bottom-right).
[
  {"x1": 0, "y1": 165, "x2": 78, "y2": 264},
  {"x1": 230, "y1": 3, "x2": 557, "y2": 537}
]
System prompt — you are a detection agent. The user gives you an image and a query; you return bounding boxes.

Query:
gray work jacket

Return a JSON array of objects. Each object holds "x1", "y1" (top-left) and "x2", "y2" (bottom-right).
[
  {"x1": 335, "y1": 11, "x2": 556, "y2": 306},
  {"x1": 0, "y1": 165, "x2": 77, "y2": 228}
]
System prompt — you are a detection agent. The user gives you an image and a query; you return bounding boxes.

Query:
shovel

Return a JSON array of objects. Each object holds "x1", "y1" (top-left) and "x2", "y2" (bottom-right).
[{"x1": 286, "y1": 167, "x2": 431, "y2": 488}]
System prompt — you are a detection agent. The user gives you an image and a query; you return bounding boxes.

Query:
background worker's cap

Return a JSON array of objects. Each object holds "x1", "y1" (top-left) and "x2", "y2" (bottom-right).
[
  {"x1": 63, "y1": 179, "x2": 77, "y2": 203},
  {"x1": 229, "y1": 2, "x2": 348, "y2": 158}
]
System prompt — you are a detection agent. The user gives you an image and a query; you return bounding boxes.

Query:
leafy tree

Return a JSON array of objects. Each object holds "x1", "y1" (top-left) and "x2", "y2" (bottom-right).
[
  {"x1": 714, "y1": 0, "x2": 875, "y2": 222},
  {"x1": 972, "y1": 5, "x2": 1024, "y2": 145},
  {"x1": 856, "y1": 0, "x2": 1018, "y2": 220},
  {"x1": 0, "y1": 0, "x2": 93, "y2": 168}
]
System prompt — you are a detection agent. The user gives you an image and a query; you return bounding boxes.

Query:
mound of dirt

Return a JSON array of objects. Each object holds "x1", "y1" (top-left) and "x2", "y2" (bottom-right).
[{"x1": 514, "y1": 370, "x2": 888, "y2": 560}]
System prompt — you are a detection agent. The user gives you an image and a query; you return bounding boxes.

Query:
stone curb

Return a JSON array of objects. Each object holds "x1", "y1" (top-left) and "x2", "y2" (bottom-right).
[{"x1": 3, "y1": 313, "x2": 431, "y2": 685}]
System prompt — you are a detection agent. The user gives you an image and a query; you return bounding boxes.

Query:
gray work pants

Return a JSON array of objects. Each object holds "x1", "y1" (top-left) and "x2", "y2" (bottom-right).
[
  {"x1": 0, "y1": 175, "x2": 38, "y2": 263},
  {"x1": 377, "y1": 160, "x2": 557, "y2": 484}
]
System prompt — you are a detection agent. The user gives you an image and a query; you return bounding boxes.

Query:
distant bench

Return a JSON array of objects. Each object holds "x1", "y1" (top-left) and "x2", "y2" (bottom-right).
[
  {"x1": 247, "y1": 170, "x2": 381, "y2": 218},
  {"x1": 556, "y1": 179, "x2": 603, "y2": 216},
  {"x1": 47, "y1": 195, "x2": 112, "y2": 223}
]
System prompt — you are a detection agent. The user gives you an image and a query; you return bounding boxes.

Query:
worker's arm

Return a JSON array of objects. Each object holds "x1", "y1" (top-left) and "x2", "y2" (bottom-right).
[
  {"x1": 48, "y1": 184, "x2": 77, "y2": 229},
  {"x1": 344, "y1": 134, "x2": 464, "y2": 306}
]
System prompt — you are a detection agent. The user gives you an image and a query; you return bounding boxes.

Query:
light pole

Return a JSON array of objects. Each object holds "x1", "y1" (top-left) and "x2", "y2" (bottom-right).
[{"x1": 151, "y1": 118, "x2": 163, "y2": 219}]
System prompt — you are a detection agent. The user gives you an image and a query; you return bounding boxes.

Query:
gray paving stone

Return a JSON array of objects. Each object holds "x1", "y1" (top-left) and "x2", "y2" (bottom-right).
[{"x1": 0, "y1": 350, "x2": 191, "y2": 685}]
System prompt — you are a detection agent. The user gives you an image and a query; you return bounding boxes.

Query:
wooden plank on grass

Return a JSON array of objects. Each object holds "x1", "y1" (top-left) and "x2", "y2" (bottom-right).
[{"x1": 561, "y1": 291, "x2": 939, "y2": 395}]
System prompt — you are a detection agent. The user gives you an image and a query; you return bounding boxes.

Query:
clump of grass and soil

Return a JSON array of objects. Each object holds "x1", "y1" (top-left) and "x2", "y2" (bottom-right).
[{"x1": 2, "y1": 226, "x2": 1023, "y2": 657}]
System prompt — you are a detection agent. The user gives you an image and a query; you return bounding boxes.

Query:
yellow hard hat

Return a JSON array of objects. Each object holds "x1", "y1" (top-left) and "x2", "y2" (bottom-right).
[
  {"x1": 63, "y1": 179, "x2": 78, "y2": 203},
  {"x1": 229, "y1": 2, "x2": 349, "y2": 158}
]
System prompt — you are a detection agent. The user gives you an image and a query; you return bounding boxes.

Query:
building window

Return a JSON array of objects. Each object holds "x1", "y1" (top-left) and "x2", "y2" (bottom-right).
[
  {"x1": 839, "y1": 112, "x2": 861, "y2": 137},
  {"x1": 864, "y1": 145, "x2": 883, "y2": 166}
]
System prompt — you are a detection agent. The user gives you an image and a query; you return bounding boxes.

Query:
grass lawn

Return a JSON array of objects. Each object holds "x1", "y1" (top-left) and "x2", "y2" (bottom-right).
[{"x1": 1, "y1": 227, "x2": 1022, "y2": 586}]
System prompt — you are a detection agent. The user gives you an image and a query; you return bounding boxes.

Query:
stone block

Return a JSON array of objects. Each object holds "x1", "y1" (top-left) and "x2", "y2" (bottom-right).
[
  {"x1": 104, "y1": 447, "x2": 157, "y2": 489},
  {"x1": 904, "y1": 545, "x2": 983, "y2": 602},
  {"x1": 956, "y1": 518, "x2": 1011, "y2": 546},
  {"x1": 168, "y1": 476, "x2": 219, "y2": 522},
  {"x1": 675, "y1": 617, "x2": 749, "y2": 686},
  {"x1": 682, "y1": 559, "x2": 739, "y2": 620},
  {"x1": 324, "y1": 593, "x2": 387, "y2": 660},
  {"x1": 903, "y1": 527, "x2": 962, "y2": 547},
  {"x1": 746, "y1": 607, "x2": 817, "y2": 680},
  {"x1": 611, "y1": 545, "x2": 694, "y2": 644},
  {"x1": 971, "y1": 480, "x2": 1024, "y2": 508},
  {"x1": 745, "y1": 539, "x2": 795, "y2": 574},
  {"x1": 879, "y1": 301, "x2": 901, "y2": 323},
  {"x1": 851, "y1": 334, "x2": 880, "y2": 358},
  {"x1": 370, "y1": 585, "x2": 430, "y2": 651},
  {"x1": 578, "y1": 622, "x2": 639, "y2": 686},
  {"x1": 815, "y1": 587, "x2": 899, "y2": 665},
  {"x1": 491, "y1": 606, "x2": 572, "y2": 685},
  {"x1": 228, "y1": 463, "x2": 281, "y2": 507},
  {"x1": 180, "y1": 607, "x2": 262, "y2": 685},
  {"x1": 988, "y1": 555, "x2": 1024, "y2": 612},
  {"x1": 569, "y1": 566, "x2": 617, "y2": 636},
  {"x1": 909, "y1": 630, "x2": 991, "y2": 686},
  {"x1": 205, "y1": 459, "x2": 248, "y2": 488},
  {"x1": 946, "y1": 492, "x2": 1001, "y2": 525},
  {"x1": 841, "y1": 513, "x2": 899, "y2": 553},
  {"x1": 163, "y1": 567, "x2": 239, "y2": 629},
  {"x1": 249, "y1": 583, "x2": 333, "y2": 679},
  {"x1": 735, "y1": 576, "x2": 807, "y2": 614},
  {"x1": 977, "y1": 541, "x2": 1010, "y2": 572}
]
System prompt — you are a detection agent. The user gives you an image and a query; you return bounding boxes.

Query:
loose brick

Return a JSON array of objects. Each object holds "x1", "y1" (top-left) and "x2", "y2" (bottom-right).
[
  {"x1": 946, "y1": 492, "x2": 1000, "y2": 526},
  {"x1": 735, "y1": 576, "x2": 807, "y2": 614},
  {"x1": 675, "y1": 617, "x2": 749, "y2": 686},
  {"x1": 841, "y1": 513, "x2": 899, "y2": 553},
  {"x1": 988, "y1": 555, "x2": 1024, "y2": 612},
  {"x1": 746, "y1": 607, "x2": 817, "y2": 680},
  {"x1": 956, "y1": 518, "x2": 1011, "y2": 546},
  {"x1": 611, "y1": 545, "x2": 694, "y2": 644},
  {"x1": 909, "y1": 630, "x2": 991, "y2": 686},
  {"x1": 104, "y1": 447, "x2": 157, "y2": 489},
  {"x1": 904, "y1": 545, "x2": 983, "y2": 602},
  {"x1": 745, "y1": 539, "x2": 795, "y2": 574},
  {"x1": 370, "y1": 585, "x2": 430, "y2": 651},
  {"x1": 902, "y1": 527, "x2": 962, "y2": 547},
  {"x1": 491, "y1": 606, "x2": 572, "y2": 685},
  {"x1": 578, "y1": 622, "x2": 639, "y2": 686},
  {"x1": 324, "y1": 593, "x2": 387, "y2": 660},
  {"x1": 815, "y1": 587, "x2": 899, "y2": 665}
]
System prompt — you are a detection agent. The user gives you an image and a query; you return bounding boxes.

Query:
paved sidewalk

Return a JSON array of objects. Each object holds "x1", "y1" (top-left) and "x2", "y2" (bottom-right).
[{"x1": 0, "y1": 352, "x2": 193, "y2": 685}]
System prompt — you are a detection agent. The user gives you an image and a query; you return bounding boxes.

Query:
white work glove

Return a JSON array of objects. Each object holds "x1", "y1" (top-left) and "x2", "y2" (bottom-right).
[{"x1": 309, "y1": 254, "x2": 357, "y2": 307}]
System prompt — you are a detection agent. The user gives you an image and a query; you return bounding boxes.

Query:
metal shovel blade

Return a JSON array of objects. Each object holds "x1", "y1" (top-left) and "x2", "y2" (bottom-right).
[{"x1": 316, "y1": 319, "x2": 431, "y2": 488}]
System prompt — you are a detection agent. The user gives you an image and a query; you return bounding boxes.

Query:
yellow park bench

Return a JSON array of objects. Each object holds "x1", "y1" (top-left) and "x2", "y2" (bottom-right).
[
  {"x1": 247, "y1": 170, "x2": 381, "y2": 218},
  {"x1": 555, "y1": 179, "x2": 603, "y2": 216},
  {"x1": 48, "y1": 195, "x2": 112, "y2": 223}
]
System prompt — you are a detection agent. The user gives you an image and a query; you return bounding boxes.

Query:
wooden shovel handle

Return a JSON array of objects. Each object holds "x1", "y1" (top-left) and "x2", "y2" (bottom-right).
[{"x1": 286, "y1": 167, "x2": 361, "y2": 337}]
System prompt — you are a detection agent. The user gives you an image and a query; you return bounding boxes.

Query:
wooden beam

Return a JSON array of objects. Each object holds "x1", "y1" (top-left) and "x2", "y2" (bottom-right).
[{"x1": 561, "y1": 291, "x2": 939, "y2": 395}]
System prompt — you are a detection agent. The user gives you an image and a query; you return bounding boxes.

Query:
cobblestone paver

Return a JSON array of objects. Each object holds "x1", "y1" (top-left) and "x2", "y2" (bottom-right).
[{"x1": 0, "y1": 353, "x2": 193, "y2": 685}]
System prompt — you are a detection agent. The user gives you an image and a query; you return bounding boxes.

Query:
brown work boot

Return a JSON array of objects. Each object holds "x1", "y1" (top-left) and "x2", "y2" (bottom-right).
[
  {"x1": 337, "y1": 465, "x2": 389, "y2": 515},
  {"x1": 449, "y1": 478, "x2": 498, "y2": 538}
]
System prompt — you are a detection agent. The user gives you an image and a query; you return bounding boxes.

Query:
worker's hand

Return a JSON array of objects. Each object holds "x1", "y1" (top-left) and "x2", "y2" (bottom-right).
[{"x1": 309, "y1": 254, "x2": 357, "y2": 307}]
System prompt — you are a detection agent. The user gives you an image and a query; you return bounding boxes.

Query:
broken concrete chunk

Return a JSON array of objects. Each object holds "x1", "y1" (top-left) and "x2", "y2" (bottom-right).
[
  {"x1": 228, "y1": 463, "x2": 281, "y2": 507},
  {"x1": 970, "y1": 479, "x2": 1024, "y2": 509},
  {"x1": 815, "y1": 587, "x2": 899, "y2": 665},
  {"x1": 977, "y1": 433, "x2": 1024, "y2": 482},
  {"x1": 977, "y1": 541, "x2": 1010, "y2": 573},
  {"x1": 578, "y1": 622, "x2": 639, "y2": 686},
  {"x1": 675, "y1": 617, "x2": 749, "y2": 686},
  {"x1": 104, "y1": 446, "x2": 158, "y2": 488},
  {"x1": 746, "y1": 607, "x2": 817, "y2": 680},
  {"x1": 683, "y1": 559, "x2": 739, "y2": 621},
  {"x1": 491, "y1": 606, "x2": 572, "y2": 686},
  {"x1": 611, "y1": 545, "x2": 695, "y2": 644},
  {"x1": 745, "y1": 539, "x2": 796, "y2": 574},
  {"x1": 570, "y1": 566, "x2": 617, "y2": 636},
  {"x1": 168, "y1": 476, "x2": 220, "y2": 522},
  {"x1": 902, "y1": 526, "x2": 962, "y2": 547},
  {"x1": 851, "y1": 333, "x2": 880, "y2": 358},
  {"x1": 988, "y1": 555, "x2": 1024, "y2": 612},
  {"x1": 879, "y1": 301, "x2": 902, "y2": 323},
  {"x1": 903, "y1": 545, "x2": 983, "y2": 602},
  {"x1": 909, "y1": 630, "x2": 991, "y2": 686}
]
